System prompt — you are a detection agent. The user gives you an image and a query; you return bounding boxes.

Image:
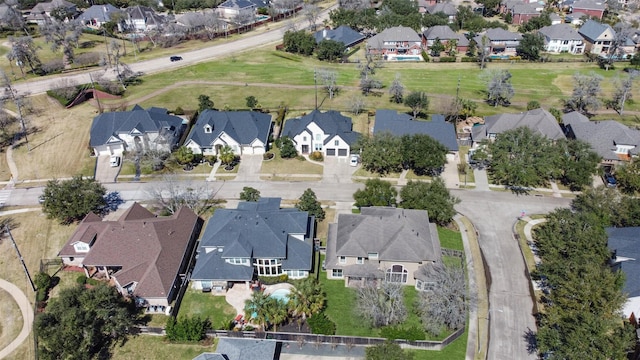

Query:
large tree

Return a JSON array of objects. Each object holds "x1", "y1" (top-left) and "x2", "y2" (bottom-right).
[
  {"x1": 399, "y1": 179, "x2": 460, "y2": 225},
  {"x1": 147, "y1": 175, "x2": 220, "y2": 215},
  {"x1": 283, "y1": 30, "x2": 316, "y2": 56},
  {"x1": 240, "y1": 186, "x2": 261, "y2": 202},
  {"x1": 400, "y1": 134, "x2": 447, "y2": 175},
  {"x1": 554, "y1": 138, "x2": 600, "y2": 191},
  {"x1": 35, "y1": 284, "x2": 140, "y2": 359},
  {"x1": 41, "y1": 20, "x2": 83, "y2": 66},
  {"x1": 295, "y1": 188, "x2": 325, "y2": 221},
  {"x1": 316, "y1": 39, "x2": 345, "y2": 61},
  {"x1": 353, "y1": 178, "x2": 397, "y2": 208},
  {"x1": 356, "y1": 280, "x2": 407, "y2": 327},
  {"x1": 404, "y1": 91, "x2": 429, "y2": 118},
  {"x1": 42, "y1": 176, "x2": 107, "y2": 225},
  {"x1": 481, "y1": 69, "x2": 514, "y2": 107},
  {"x1": 613, "y1": 161, "x2": 640, "y2": 195},
  {"x1": 516, "y1": 33, "x2": 545, "y2": 61},
  {"x1": 565, "y1": 72, "x2": 602, "y2": 114},
  {"x1": 389, "y1": 73, "x2": 404, "y2": 104},
  {"x1": 611, "y1": 74, "x2": 634, "y2": 115},
  {"x1": 7, "y1": 36, "x2": 41, "y2": 77},
  {"x1": 358, "y1": 132, "x2": 404, "y2": 175},
  {"x1": 288, "y1": 278, "x2": 326, "y2": 329}
]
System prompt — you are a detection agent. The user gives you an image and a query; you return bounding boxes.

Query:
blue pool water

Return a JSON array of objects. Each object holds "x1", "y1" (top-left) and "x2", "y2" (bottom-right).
[
  {"x1": 269, "y1": 288, "x2": 291, "y2": 302},
  {"x1": 256, "y1": 15, "x2": 269, "y2": 21},
  {"x1": 396, "y1": 56, "x2": 422, "y2": 61},
  {"x1": 490, "y1": 55, "x2": 511, "y2": 60}
]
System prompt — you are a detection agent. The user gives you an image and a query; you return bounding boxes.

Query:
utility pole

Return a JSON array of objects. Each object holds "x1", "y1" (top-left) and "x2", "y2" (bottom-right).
[
  {"x1": 4, "y1": 77, "x2": 30, "y2": 151},
  {"x1": 89, "y1": 72, "x2": 103, "y2": 114},
  {"x1": 314, "y1": 68, "x2": 318, "y2": 110},
  {"x1": 5, "y1": 225, "x2": 36, "y2": 292}
]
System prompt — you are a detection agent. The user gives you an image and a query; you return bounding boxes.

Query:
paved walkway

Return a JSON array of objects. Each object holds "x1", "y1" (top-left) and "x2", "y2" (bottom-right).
[
  {"x1": 207, "y1": 160, "x2": 222, "y2": 181},
  {"x1": 0, "y1": 279, "x2": 34, "y2": 359},
  {"x1": 473, "y1": 169, "x2": 490, "y2": 191},
  {"x1": 442, "y1": 155, "x2": 460, "y2": 189}
]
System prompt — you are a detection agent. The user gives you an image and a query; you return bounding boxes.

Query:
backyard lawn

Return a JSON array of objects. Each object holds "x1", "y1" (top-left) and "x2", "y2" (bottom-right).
[{"x1": 178, "y1": 289, "x2": 236, "y2": 330}]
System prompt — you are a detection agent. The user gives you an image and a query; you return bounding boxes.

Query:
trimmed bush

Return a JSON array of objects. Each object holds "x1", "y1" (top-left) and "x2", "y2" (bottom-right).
[
  {"x1": 309, "y1": 151, "x2": 323, "y2": 161},
  {"x1": 461, "y1": 57, "x2": 478, "y2": 62},
  {"x1": 439, "y1": 56, "x2": 456, "y2": 62},
  {"x1": 76, "y1": 275, "x2": 87, "y2": 285},
  {"x1": 258, "y1": 274, "x2": 288, "y2": 285},
  {"x1": 380, "y1": 325, "x2": 426, "y2": 341},
  {"x1": 308, "y1": 312, "x2": 336, "y2": 335},
  {"x1": 263, "y1": 152, "x2": 274, "y2": 160}
]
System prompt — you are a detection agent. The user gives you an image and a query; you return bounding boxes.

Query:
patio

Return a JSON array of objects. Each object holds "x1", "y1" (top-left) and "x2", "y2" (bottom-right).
[{"x1": 225, "y1": 282, "x2": 295, "y2": 317}]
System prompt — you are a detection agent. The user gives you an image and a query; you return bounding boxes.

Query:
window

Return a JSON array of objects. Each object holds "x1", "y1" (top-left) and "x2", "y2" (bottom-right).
[
  {"x1": 332, "y1": 269, "x2": 343, "y2": 278},
  {"x1": 303, "y1": 136, "x2": 307, "y2": 141},
  {"x1": 386, "y1": 264, "x2": 408, "y2": 283},
  {"x1": 334, "y1": 140, "x2": 339, "y2": 146},
  {"x1": 356, "y1": 257, "x2": 364, "y2": 264},
  {"x1": 204, "y1": 125, "x2": 212, "y2": 133},
  {"x1": 74, "y1": 242, "x2": 90, "y2": 253},
  {"x1": 226, "y1": 258, "x2": 249, "y2": 265},
  {"x1": 254, "y1": 259, "x2": 282, "y2": 276},
  {"x1": 368, "y1": 252, "x2": 379, "y2": 260},
  {"x1": 315, "y1": 134, "x2": 321, "y2": 141},
  {"x1": 415, "y1": 280, "x2": 435, "y2": 292},
  {"x1": 339, "y1": 256, "x2": 346, "y2": 264},
  {"x1": 314, "y1": 143, "x2": 323, "y2": 151}
]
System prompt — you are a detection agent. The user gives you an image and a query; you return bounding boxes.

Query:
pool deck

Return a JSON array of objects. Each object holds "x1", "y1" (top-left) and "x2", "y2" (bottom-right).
[{"x1": 225, "y1": 282, "x2": 295, "y2": 318}]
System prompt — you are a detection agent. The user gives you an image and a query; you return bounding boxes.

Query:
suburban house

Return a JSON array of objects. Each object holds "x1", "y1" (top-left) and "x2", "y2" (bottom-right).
[
  {"x1": 89, "y1": 105, "x2": 185, "y2": 156},
  {"x1": 78, "y1": 4, "x2": 120, "y2": 29},
  {"x1": 190, "y1": 198, "x2": 315, "y2": 292},
  {"x1": 549, "y1": 12, "x2": 563, "y2": 25},
  {"x1": 217, "y1": 0, "x2": 267, "y2": 19},
  {"x1": 566, "y1": 11, "x2": 588, "y2": 25},
  {"x1": 193, "y1": 338, "x2": 279, "y2": 360},
  {"x1": 366, "y1": 26, "x2": 423, "y2": 60},
  {"x1": 472, "y1": 108, "x2": 565, "y2": 145},
  {"x1": 571, "y1": 0, "x2": 605, "y2": 20},
  {"x1": 578, "y1": 20, "x2": 615, "y2": 55},
  {"x1": 373, "y1": 110, "x2": 459, "y2": 161},
  {"x1": 183, "y1": 110, "x2": 272, "y2": 156},
  {"x1": 417, "y1": 0, "x2": 440, "y2": 12},
  {"x1": 606, "y1": 227, "x2": 640, "y2": 321},
  {"x1": 475, "y1": 28, "x2": 523, "y2": 55},
  {"x1": 313, "y1": 25, "x2": 365, "y2": 48},
  {"x1": 538, "y1": 24, "x2": 585, "y2": 54},
  {"x1": 422, "y1": 25, "x2": 469, "y2": 53},
  {"x1": 325, "y1": 207, "x2": 442, "y2": 291},
  {"x1": 26, "y1": 0, "x2": 76, "y2": 25},
  {"x1": 58, "y1": 203, "x2": 203, "y2": 314},
  {"x1": 281, "y1": 110, "x2": 360, "y2": 158},
  {"x1": 563, "y1": 111, "x2": 640, "y2": 165},
  {"x1": 509, "y1": 3, "x2": 540, "y2": 25},
  {"x1": 125, "y1": 5, "x2": 164, "y2": 32},
  {"x1": 425, "y1": 3, "x2": 457, "y2": 22}
]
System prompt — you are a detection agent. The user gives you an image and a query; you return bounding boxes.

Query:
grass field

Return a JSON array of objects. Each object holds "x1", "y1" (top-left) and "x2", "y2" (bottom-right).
[
  {"x1": 438, "y1": 227, "x2": 464, "y2": 252},
  {"x1": 260, "y1": 147, "x2": 323, "y2": 176},
  {"x1": 111, "y1": 335, "x2": 215, "y2": 360},
  {"x1": 177, "y1": 289, "x2": 236, "y2": 329}
]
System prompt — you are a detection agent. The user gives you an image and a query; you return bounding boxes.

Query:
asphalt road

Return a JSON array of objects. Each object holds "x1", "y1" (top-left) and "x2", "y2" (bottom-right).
[{"x1": 454, "y1": 190, "x2": 571, "y2": 360}]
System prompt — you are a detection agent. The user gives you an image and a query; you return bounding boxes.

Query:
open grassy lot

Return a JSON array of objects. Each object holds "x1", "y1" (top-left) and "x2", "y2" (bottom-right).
[
  {"x1": 10, "y1": 95, "x2": 96, "y2": 180},
  {"x1": 177, "y1": 289, "x2": 236, "y2": 329},
  {"x1": 111, "y1": 335, "x2": 215, "y2": 360}
]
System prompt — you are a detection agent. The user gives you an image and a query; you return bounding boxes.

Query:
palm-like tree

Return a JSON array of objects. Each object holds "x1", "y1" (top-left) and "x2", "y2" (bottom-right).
[
  {"x1": 219, "y1": 145, "x2": 235, "y2": 166},
  {"x1": 288, "y1": 279, "x2": 326, "y2": 330},
  {"x1": 244, "y1": 291, "x2": 269, "y2": 330},
  {"x1": 265, "y1": 298, "x2": 289, "y2": 332}
]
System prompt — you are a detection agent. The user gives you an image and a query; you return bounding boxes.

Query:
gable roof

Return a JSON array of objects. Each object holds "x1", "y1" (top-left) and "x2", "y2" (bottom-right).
[
  {"x1": 185, "y1": 110, "x2": 272, "y2": 149},
  {"x1": 193, "y1": 338, "x2": 278, "y2": 360},
  {"x1": 327, "y1": 207, "x2": 442, "y2": 265},
  {"x1": 482, "y1": 28, "x2": 523, "y2": 42},
  {"x1": 314, "y1": 25, "x2": 365, "y2": 47},
  {"x1": 426, "y1": 2, "x2": 456, "y2": 15},
  {"x1": 282, "y1": 110, "x2": 361, "y2": 146},
  {"x1": 191, "y1": 198, "x2": 314, "y2": 281},
  {"x1": 89, "y1": 106, "x2": 183, "y2": 148},
  {"x1": 423, "y1": 25, "x2": 455, "y2": 40},
  {"x1": 127, "y1": 5, "x2": 164, "y2": 25},
  {"x1": 474, "y1": 108, "x2": 565, "y2": 141},
  {"x1": 31, "y1": 0, "x2": 74, "y2": 13},
  {"x1": 511, "y1": 3, "x2": 538, "y2": 14},
  {"x1": 59, "y1": 204, "x2": 201, "y2": 301},
  {"x1": 538, "y1": 23, "x2": 584, "y2": 41},
  {"x1": 563, "y1": 112, "x2": 640, "y2": 160},
  {"x1": 572, "y1": 0, "x2": 606, "y2": 10},
  {"x1": 607, "y1": 227, "x2": 640, "y2": 298},
  {"x1": 367, "y1": 26, "x2": 421, "y2": 49},
  {"x1": 218, "y1": 0, "x2": 268, "y2": 9},
  {"x1": 578, "y1": 20, "x2": 614, "y2": 42},
  {"x1": 373, "y1": 110, "x2": 458, "y2": 151},
  {"x1": 78, "y1": 4, "x2": 120, "y2": 22}
]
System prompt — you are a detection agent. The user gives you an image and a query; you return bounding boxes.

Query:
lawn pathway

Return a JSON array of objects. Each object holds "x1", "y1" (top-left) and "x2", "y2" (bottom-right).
[{"x1": 0, "y1": 278, "x2": 34, "y2": 360}]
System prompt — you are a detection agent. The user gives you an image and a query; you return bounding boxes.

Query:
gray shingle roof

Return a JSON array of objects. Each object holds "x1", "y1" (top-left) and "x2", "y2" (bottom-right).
[
  {"x1": 282, "y1": 110, "x2": 361, "y2": 146},
  {"x1": 78, "y1": 4, "x2": 120, "y2": 22},
  {"x1": 89, "y1": 106, "x2": 183, "y2": 147},
  {"x1": 512, "y1": 3, "x2": 538, "y2": 14},
  {"x1": 475, "y1": 108, "x2": 565, "y2": 142},
  {"x1": 219, "y1": 0, "x2": 268, "y2": 9},
  {"x1": 572, "y1": 0, "x2": 606, "y2": 10},
  {"x1": 193, "y1": 338, "x2": 278, "y2": 360},
  {"x1": 607, "y1": 227, "x2": 640, "y2": 298},
  {"x1": 423, "y1": 25, "x2": 456, "y2": 40},
  {"x1": 426, "y1": 2, "x2": 456, "y2": 15},
  {"x1": 578, "y1": 20, "x2": 613, "y2": 42},
  {"x1": 482, "y1": 28, "x2": 523, "y2": 41},
  {"x1": 367, "y1": 26, "x2": 421, "y2": 50},
  {"x1": 191, "y1": 198, "x2": 313, "y2": 281},
  {"x1": 538, "y1": 23, "x2": 584, "y2": 41},
  {"x1": 373, "y1": 110, "x2": 458, "y2": 151},
  {"x1": 185, "y1": 110, "x2": 272, "y2": 150},
  {"x1": 325, "y1": 207, "x2": 442, "y2": 271},
  {"x1": 314, "y1": 25, "x2": 365, "y2": 47},
  {"x1": 563, "y1": 112, "x2": 640, "y2": 160}
]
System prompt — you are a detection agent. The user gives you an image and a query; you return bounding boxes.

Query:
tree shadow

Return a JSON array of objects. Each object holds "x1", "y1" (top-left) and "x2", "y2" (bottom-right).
[
  {"x1": 509, "y1": 186, "x2": 531, "y2": 196},
  {"x1": 523, "y1": 327, "x2": 538, "y2": 355}
]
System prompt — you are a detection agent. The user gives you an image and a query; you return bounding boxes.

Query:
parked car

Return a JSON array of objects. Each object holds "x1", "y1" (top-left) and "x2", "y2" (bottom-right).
[
  {"x1": 170, "y1": 56, "x2": 183, "y2": 62},
  {"x1": 109, "y1": 155, "x2": 121, "y2": 167},
  {"x1": 350, "y1": 154, "x2": 360, "y2": 166},
  {"x1": 604, "y1": 173, "x2": 617, "y2": 188}
]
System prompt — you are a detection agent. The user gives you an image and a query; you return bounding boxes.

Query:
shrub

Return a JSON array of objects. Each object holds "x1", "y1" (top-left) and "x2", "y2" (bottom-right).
[
  {"x1": 279, "y1": 136, "x2": 298, "y2": 158},
  {"x1": 165, "y1": 315, "x2": 211, "y2": 342},
  {"x1": 308, "y1": 312, "x2": 336, "y2": 335},
  {"x1": 263, "y1": 152, "x2": 274, "y2": 160},
  {"x1": 76, "y1": 275, "x2": 87, "y2": 285},
  {"x1": 309, "y1": 151, "x2": 323, "y2": 161},
  {"x1": 36, "y1": 289, "x2": 48, "y2": 302},
  {"x1": 380, "y1": 325, "x2": 425, "y2": 341},
  {"x1": 35, "y1": 272, "x2": 53, "y2": 291},
  {"x1": 41, "y1": 59, "x2": 64, "y2": 74},
  {"x1": 258, "y1": 274, "x2": 288, "y2": 285},
  {"x1": 421, "y1": 50, "x2": 430, "y2": 62},
  {"x1": 439, "y1": 56, "x2": 456, "y2": 62},
  {"x1": 174, "y1": 106, "x2": 185, "y2": 115},
  {"x1": 296, "y1": 155, "x2": 306, "y2": 161},
  {"x1": 461, "y1": 57, "x2": 478, "y2": 62},
  {"x1": 74, "y1": 52, "x2": 101, "y2": 67}
]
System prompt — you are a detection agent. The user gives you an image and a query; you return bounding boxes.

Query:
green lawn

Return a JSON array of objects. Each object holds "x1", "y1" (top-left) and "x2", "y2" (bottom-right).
[
  {"x1": 319, "y1": 270, "x2": 373, "y2": 336},
  {"x1": 438, "y1": 227, "x2": 464, "y2": 252},
  {"x1": 260, "y1": 147, "x2": 323, "y2": 176},
  {"x1": 111, "y1": 334, "x2": 215, "y2": 360},
  {"x1": 177, "y1": 288, "x2": 236, "y2": 329},
  {"x1": 407, "y1": 327, "x2": 468, "y2": 360}
]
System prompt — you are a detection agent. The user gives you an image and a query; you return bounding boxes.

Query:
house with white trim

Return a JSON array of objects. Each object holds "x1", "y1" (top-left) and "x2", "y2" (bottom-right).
[{"x1": 538, "y1": 24, "x2": 585, "y2": 54}]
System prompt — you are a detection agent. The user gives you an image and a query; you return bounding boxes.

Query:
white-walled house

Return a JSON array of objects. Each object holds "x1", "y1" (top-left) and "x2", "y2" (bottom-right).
[
  {"x1": 183, "y1": 110, "x2": 272, "y2": 156},
  {"x1": 89, "y1": 105, "x2": 185, "y2": 156},
  {"x1": 538, "y1": 24, "x2": 585, "y2": 54},
  {"x1": 281, "y1": 110, "x2": 360, "y2": 157}
]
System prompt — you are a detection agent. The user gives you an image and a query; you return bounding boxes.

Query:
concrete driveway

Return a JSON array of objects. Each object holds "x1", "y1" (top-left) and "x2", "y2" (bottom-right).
[
  {"x1": 322, "y1": 156, "x2": 357, "y2": 184},
  {"x1": 95, "y1": 156, "x2": 119, "y2": 183},
  {"x1": 234, "y1": 155, "x2": 263, "y2": 182},
  {"x1": 473, "y1": 168, "x2": 490, "y2": 191},
  {"x1": 455, "y1": 191, "x2": 571, "y2": 360},
  {"x1": 442, "y1": 155, "x2": 460, "y2": 188}
]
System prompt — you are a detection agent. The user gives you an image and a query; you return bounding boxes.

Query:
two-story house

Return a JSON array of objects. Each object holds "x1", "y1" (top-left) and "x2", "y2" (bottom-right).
[
  {"x1": 578, "y1": 19, "x2": 615, "y2": 55},
  {"x1": 190, "y1": 198, "x2": 315, "y2": 292},
  {"x1": 281, "y1": 110, "x2": 360, "y2": 158},
  {"x1": 422, "y1": 25, "x2": 469, "y2": 54},
  {"x1": 538, "y1": 23, "x2": 585, "y2": 54},
  {"x1": 26, "y1": 0, "x2": 76, "y2": 25},
  {"x1": 366, "y1": 26, "x2": 423, "y2": 60},
  {"x1": 474, "y1": 28, "x2": 523, "y2": 55},
  {"x1": 125, "y1": 5, "x2": 165, "y2": 32},
  {"x1": 471, "y1": 108, "x2": 565, "y2": 146},
  {"x1": 325, "y1": 207, "x2": 442, "y2": 291},
  {"x1": 571, "y1": 0, "x2": 605, "y2": 20}
]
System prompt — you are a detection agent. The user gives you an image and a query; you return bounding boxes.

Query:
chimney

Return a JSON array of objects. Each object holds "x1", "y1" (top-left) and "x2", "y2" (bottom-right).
[{"x1": 323, "y1": 28, "x2": 328, "y2": 39}]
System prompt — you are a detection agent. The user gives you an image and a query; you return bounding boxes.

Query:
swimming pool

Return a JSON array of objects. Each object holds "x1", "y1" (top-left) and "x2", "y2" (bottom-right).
[
  {"x1": 395, "y1": 55, "x2": 422, "y2": 61},
  {"x1": 269, "y1": 288, "x2": 291, "y2": 302},
  {"x1": 255, "y1": 15, "x2": 270, "y2": 22}
]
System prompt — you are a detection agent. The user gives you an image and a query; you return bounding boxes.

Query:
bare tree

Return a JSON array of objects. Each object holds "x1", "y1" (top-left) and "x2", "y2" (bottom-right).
[
  {"x1": 302, "y1": 3, "x2": 321, "y2": 31},
  {"x1": 318, "y1": 68, "x2": 339, "y2": 99},
  {"x1": 359, "y1": 77, "x2": 382, "y2": 96},
  {"x1": 480, "y1": 69, "x2": 514, "y2": 107},
  {"x1": 356, "y1": 279, "x2": 407, "y2": 327},
  {"x1": 479, "y1": 35, "x2": 489, "y2": 69},
  {"x1": 147, "y1": 175, "x2": 221, "y2": 215},
  {"x1": 0, "y1": 71, "x2": 30, "y2": 150},
  {"x1": 50, "y1": 78, "x2": 78, "y2": 100},
  {"x1": 40, "y1": 20, "x2": 83, "y2": 67},
  {"x1": 417, "y1": 262, "x2": 471, "y2": 336},
  {"x1": 233, "y1": 10, "x2": 255, "y2": 33},
  {"x1": 202, "y1": 11, "x2": 224, "y2": 40},
  {"x1": 388, "y1": 73, "x2": 404, "y2": 103},
  {"x1": 565, "y1": 72, "x2": 602, "y2": 114},
  {"x1": 349, "y1": 95, "x2": 365, "y2": 115},
  {"x1": 7, "y1": 36, "x2": 41, "y2": 77},
  {"x1": 612, "y1": 73, "x2": 635, "y2": 115}
]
